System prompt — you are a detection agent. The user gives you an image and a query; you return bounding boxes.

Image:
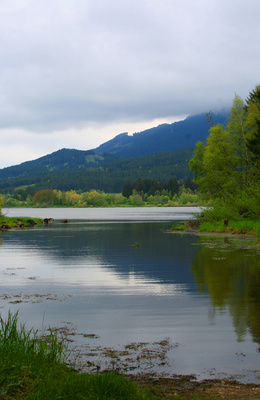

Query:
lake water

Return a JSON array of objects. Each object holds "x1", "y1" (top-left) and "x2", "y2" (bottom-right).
[{"x1": 1, "y1": 207, "x2": 260, "y2": 383}]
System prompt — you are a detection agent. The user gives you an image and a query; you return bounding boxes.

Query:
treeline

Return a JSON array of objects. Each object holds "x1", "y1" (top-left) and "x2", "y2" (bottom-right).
[{"x1": 1, "y1": 182, "x2": 202, "y2": 208}]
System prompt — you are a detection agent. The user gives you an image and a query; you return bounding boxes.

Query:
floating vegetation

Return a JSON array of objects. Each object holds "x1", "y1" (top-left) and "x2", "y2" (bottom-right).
[
  {"x1": 69, "y1": 336, "x2": 178, "y2": 375},
  {"x1": 0, "y1": 292, "x2": 72, "y2": 304},
  {"x1": 82, "y1": 333, "x2": 100, "y2": 339}
]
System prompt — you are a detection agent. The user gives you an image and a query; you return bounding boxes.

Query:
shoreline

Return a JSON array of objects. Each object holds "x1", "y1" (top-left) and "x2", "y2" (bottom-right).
[{"x1": 172, "y1": 219, "x2": 260, "y2": 242}]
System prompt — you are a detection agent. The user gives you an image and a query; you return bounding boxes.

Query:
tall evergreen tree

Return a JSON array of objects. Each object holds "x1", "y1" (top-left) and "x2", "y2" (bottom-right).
[
  {"x1": 245, "y1": 85, "x2": 260, "y2": 163},
  {"x1": 122, "y1": 181, "x2": 133, "y2": 198}
]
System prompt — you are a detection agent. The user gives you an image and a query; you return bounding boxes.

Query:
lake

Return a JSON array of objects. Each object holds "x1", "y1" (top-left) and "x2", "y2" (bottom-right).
[{"x1": 0, "y1": 207, "x2": 260, "y2": 383}]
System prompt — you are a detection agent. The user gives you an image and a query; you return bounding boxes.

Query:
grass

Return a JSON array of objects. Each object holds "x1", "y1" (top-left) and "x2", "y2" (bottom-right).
[
  {"x1": 171, "y1": 223, "x2": 187, "y2": 231},
  {"x1": 0, "y1": 216, "x2": 42, "y2": 229},
  {"x1": 199, "y1": 220, "x2": 260, "y2": 238},
  {"x1": 0, "y1": 311, "x2": 152, "y2": 400}
]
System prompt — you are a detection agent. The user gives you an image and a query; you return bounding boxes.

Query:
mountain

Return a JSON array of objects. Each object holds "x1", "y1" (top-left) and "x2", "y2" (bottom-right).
[
  {"x1": 94, "y1": 112, "x2": 228, "y2": 158},
  {"x1": 0, "y1": 111, "x2": 228, "y2": 194}
]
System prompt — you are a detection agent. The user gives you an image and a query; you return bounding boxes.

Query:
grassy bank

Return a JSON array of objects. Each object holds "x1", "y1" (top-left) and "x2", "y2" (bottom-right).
[
  {"x1": 199, "y1": 220, "x2": 260, "y2": 238},
  {"x1": 170, "y1": 198, "x2": 260, "y2": 239},
  {"x1": 171, "y1": 219, "x2": 260, "y2": 240}
]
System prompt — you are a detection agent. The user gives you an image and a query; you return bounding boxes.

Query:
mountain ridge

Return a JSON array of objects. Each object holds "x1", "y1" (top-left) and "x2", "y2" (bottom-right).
[
  {"x1": 93, "y1": 112, "x2": 228, "y2": 158},
  {"x1": 0, "y1": 111, "x2": 228, "y2": 193}
]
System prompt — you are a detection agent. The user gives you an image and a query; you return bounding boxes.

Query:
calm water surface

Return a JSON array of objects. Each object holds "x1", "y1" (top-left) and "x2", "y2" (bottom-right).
[{"x1": 0, "y1": 207, "x2": 259, "y2": 382}]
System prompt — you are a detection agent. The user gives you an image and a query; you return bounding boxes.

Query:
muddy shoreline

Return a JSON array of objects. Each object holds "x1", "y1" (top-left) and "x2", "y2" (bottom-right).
[{"x1": 130, "y1": 374, "x2": 260, "y2": 399}]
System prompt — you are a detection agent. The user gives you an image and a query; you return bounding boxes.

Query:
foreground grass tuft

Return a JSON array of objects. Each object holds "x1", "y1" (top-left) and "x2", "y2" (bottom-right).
[{"x1": 0, "y1": 311, "x2": 151, "y2": 400}]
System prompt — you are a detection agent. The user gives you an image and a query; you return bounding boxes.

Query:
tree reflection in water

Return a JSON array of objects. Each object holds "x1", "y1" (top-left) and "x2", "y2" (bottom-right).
[{"x1": 191, "y1": 236, "x2": 260, "y2": 349}]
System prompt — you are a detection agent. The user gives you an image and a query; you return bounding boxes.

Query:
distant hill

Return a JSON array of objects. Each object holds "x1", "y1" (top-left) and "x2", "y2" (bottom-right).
[
  {"x1": 0, "y1": 148, "x2": 194, "y2": 193},
  {"x1": 0, "y1": 149, "x2": 113, "y2": 180},
  {"x1": 0, "y1": 111, "x2": 228, "y2": 193}
]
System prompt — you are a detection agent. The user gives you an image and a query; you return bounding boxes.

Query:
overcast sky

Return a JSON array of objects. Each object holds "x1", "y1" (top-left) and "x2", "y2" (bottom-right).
[{"x1": 0, "y1": 0, "x2": 259, "y2": 168}]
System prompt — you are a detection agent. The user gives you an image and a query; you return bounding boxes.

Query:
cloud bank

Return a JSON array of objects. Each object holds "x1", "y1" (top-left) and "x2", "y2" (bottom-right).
[{"x1": 0, "y1": 0, "x2": 259, "y2": 167}]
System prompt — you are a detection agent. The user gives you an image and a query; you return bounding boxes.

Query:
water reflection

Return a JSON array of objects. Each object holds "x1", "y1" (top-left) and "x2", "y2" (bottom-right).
[
  {"x1": 1, "y1": 222, "x2": 198, "y2": 290},
  {"x1": 191, "y1": 236, "x2": 260, "y2": 348}
]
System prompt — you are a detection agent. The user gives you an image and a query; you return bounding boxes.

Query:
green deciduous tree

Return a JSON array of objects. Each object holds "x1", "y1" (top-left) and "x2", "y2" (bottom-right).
[
  {"x1": 189, "y1": 86, "x2": 260, "y2": 218},
  {"x1": 189, "y1": 124, "x2": 236, "y2": 199},
  {"x1": 203, "y1": 124, "x2": 236, "y2": 198}
]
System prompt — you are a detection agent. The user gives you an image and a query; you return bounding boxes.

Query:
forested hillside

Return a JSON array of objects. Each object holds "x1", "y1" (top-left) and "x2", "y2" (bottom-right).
[
  {"x1": 0, "y1": 148, "x2": 194, "y2": 194},
  {"x1": 0, "y1": 149, "x2": 107, "y2": 180}
]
